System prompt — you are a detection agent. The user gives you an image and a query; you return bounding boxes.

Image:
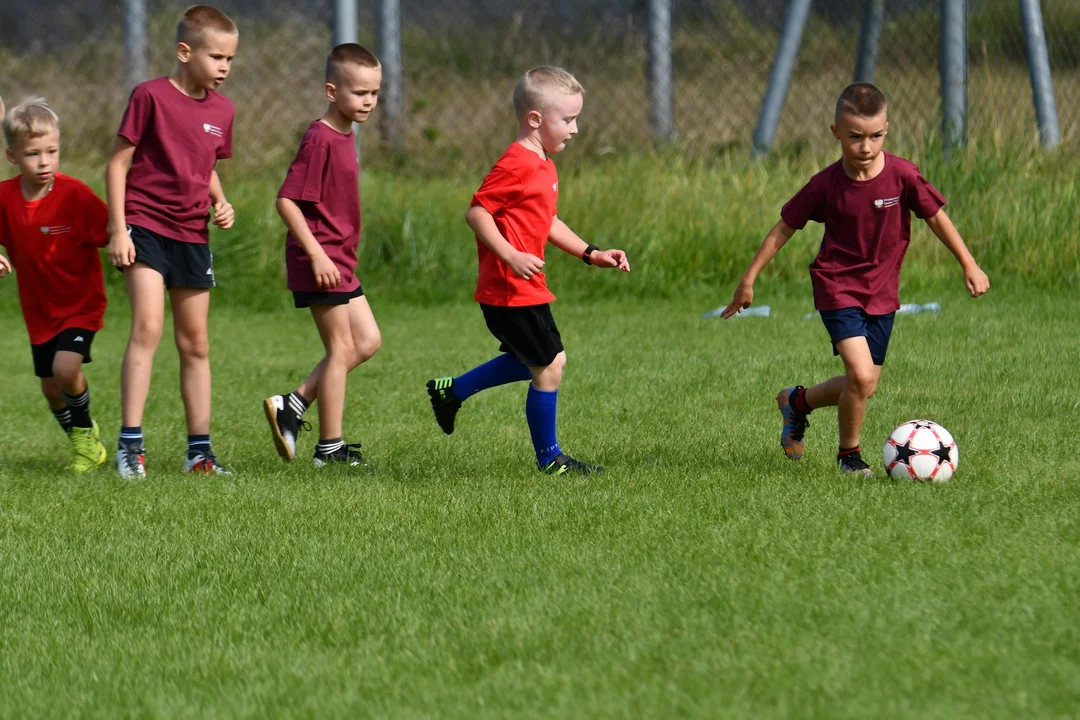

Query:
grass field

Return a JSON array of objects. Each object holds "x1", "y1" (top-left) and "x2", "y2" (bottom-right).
[{"x1": 1, "y1": 279, "x2": 1078, "y2": 716}]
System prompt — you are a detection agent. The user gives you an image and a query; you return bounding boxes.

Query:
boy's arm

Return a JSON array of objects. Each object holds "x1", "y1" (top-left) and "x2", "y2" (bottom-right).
[
  {"x1": 924, "y1": 209, "x2": 989, "y2": 298},
  {"x1": 0, "y1": 253, "x2": 10, "y2": 278},
  {"x1": 105, "y1": 137, "x2": 137, "y2": 268},
  {"x1": 719, "y1": 220, "x2": 797, "y2": 319},
  {"x1": 275, "y1": 197, "x2": 340, "y2": 289},
  {"x1": 548, "y1": 217, "x2": 630, "y2": 271},
  {"x1": 466, "y1": 205, "x2": 545, "y2": 279},
  {"x1": 209, "y1": 168, "x2": 234, "y2": 230}
]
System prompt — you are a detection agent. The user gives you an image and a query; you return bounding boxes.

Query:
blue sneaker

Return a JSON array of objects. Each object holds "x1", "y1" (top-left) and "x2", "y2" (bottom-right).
[{"x1": 776, "y1": 386, "x2": 809, "y2": 460}]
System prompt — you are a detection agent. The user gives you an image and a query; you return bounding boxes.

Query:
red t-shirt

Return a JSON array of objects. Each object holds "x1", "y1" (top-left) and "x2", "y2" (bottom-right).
[
  {"x1": 118, "y1": 77, "x2": 234, "y2": 245},
  {"x1": 781, "y1": 151, "x2": 946, "y2": 315},
  {"x1": 471, "y1": 143, "x2": 559, "y2": 307},
  {"x1": 277, "y1": 120, "x2": 361, "y2": 293},
  {"x1": 0, "y1": 174, "x2": 108, "y2": 345}
]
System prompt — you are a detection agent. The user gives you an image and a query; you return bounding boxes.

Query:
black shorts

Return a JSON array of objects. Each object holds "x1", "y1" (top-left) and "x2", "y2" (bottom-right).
[
  {"x1": 127, "y1": 224, "x2": 216, "y2": 289},
  {"x1": 480, "y1": 303, "x2": 564, "y2": 368},
  {"x1": 819, "y1": 307, "x2": 896, "y2": 366},
  {"x1": 293, "y1": 284, "x2": 365, "y2": 308},
  {"x1": 31, "y1": 327, "x2": 96, "y2": 378}
]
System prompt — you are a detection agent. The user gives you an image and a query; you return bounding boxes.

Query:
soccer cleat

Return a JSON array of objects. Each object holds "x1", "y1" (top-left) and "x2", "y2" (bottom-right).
[
  {"x1": 838, "y1": 452, "x2": 874, "y2": 477},
  {"x1": 313, "y1": 442, "x2": 366, "y2": 467},
  {"x1": 116, "y1": 442, "x2": 147, "y2": 480},
  {"x1": 184, "y1": 450, "x2": 233, "y2": 475},
  {"x1": 426, "y1": 378, "x2": 462, "y2": 435},
  {"x1": 540, "y1": 453, "x2": 604, "y2": 476},
  {"x1": 777, "y1": 386, "x2": 810, "y2": 460},
  {"x1": 68, "y1": 421, "x2": 107, "y2": 472},
  {"x1": 263, "y1": 394, "x2": 310, "y2": 462}
]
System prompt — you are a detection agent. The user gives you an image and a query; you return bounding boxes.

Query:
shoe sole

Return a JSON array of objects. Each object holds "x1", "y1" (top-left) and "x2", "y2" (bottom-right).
[
  {"x1": 263, "y1": 397, "x2": 295, "y2": 462},
  {"x1": 776, "y1": 389, "x2": 805, "y2": 461}
]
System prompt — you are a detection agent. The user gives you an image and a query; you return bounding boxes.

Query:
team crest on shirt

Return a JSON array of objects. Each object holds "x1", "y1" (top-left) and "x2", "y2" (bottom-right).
[
  {"x1": 203, "y1": 123, "x2": 224, "y2": 137},
  {"x1": 40, "y1": 225, "x2": 72, "y2": 235},
  {"x1": 552, "y1": 182, "x2": 559, "y2": 192},
  {"x1": 874, "y1": 196, "x2": 900, "y2": 209}
]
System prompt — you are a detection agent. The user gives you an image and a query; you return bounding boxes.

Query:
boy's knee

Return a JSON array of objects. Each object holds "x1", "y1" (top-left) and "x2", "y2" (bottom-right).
[
  {"x1": 131, "y1": 317, "x2": 164, "y2": 347},
  {"x1": 328, "y1": 335, "x2": 356, "y2": 364},
  {"x1": 846, "y1": 367, "x2": 878, "y2": 398},
  {"x1": 175, "y1": 331, "x2": 210, "y2": 361},
  {"x1": 51, "y1": 358, "x2": 82, "y2": 386},
  {"x1": 353, "y1": 333, "x2": 381, "y2": 366}
]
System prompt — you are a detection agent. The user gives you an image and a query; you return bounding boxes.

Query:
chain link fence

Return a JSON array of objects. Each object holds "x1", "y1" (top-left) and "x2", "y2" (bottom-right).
[{"x1": 1, "y1": 0, "x2": 1077, "y2": 174}]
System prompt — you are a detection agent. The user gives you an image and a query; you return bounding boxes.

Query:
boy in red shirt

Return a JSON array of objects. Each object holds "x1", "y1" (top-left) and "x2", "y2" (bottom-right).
[
  {"x1": 262, "y1": 44, "x2": 383, "y2": 467},
  {"x1": 720, "y1": 83, "x2": 990, "y2": 476},
  {"x1": 0, "y1": 96, "x2": 109, "y2": 471},
  {"x1": 425, "y1": 66, "x2": 630, "y2": 475},
  {"x1": 105, "y1": 6, "x2": 238, "y2": 479}
]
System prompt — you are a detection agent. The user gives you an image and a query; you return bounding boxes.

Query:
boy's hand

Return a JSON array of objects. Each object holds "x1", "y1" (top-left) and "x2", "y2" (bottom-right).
[
  {"x1": 964, "y1": 264, "x2": 990, "y2": 298},
  {"x1": 108, "y1": 228, "x2": 137, "y2": 268},
  {"x1": 506, "y1": 250, "x2": 545, "y2": 280},
  {"x1": 312, "y1": 251, "x2": 341, "y2": 289},
  {"x1": 590, "y1": 249, "x2": 631, "y2": 272},
  {"x1": 212, "y1": 200, "x2": 235, "y2": 230},
  {"x1": 0, "y1": 254, "x2": 11, "y2": 278},
  {"x1": 719, "y1": 280, "x2": 754, "y2": 319}
]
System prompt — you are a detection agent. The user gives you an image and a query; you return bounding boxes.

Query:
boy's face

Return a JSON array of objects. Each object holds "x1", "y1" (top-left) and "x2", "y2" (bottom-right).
[
  {"x1": 178, "y1": 30, "x2": 239, "y2": 91},
  {"x1": 529, "y1": 92, "x2": 583, "y2": 155},
  {"x1": 327, "y1": 64, "x2": 382, "y2": 124},
  {"x1": 6, "y1": 131, "x2": 60, "y2": 189},
  {"x1": 831, "y1": 111, "x2": 888, "y2": 169}
]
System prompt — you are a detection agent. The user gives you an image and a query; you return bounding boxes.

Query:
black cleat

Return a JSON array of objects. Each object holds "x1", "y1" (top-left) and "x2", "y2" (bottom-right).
[
  {"x1": 540, "y1": 453, "x2": 604, "y2": 476},
  {"x1": 838, "y1": 452, "x2": 874, "y2": 477},
  {"x1": 264, "y1": 394, "x2": 311, "y2": 462},
  {"x1": 313, "y1": 442, "x2": 366, "y2": 467},
  {"x1": 426, "y1": 378, "x2": 462, "y2": 435}
]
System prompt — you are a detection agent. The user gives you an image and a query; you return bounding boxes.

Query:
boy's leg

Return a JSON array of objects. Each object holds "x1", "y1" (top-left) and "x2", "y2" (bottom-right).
[
  {"x1": 120, "y1": 263, "x2": 166, "y2": 441},
  {"x1": 40, "y1": 378, "x2": 71, "y2": 433},
  {"x1": 52, "y1": 349, "x2": 106, "y2": 471},
  {"x1": 528, "y1": 352, "x2": 602, "y2": 476},
  {"x1": 834, "y1": 336, "x2": 882, "y2": 449},
  {"x1": 308, "y1": 302, "x2": 357, "y2": 464},
  {"x1": 426, "y1": 354, "x2": 531, "y2": 435}
]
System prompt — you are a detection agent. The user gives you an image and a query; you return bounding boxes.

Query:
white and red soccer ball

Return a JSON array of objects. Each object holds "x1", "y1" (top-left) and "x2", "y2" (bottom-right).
[{"x1": 882, "y1": 419, "x2": 958, "y2": 482}]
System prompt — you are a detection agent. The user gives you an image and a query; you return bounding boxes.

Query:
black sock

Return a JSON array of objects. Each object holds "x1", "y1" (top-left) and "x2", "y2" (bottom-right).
[
  {"x1": 288, "y1": 392, "x2": 309, "y2": 418},
  {"x1": 63, "y1": 388, "x2": 92, "y2": 429},
  {"x1": 52, "y1": 406, "x2": 73, "y2": 434},
  {"x1": 317, "y1": 437, "x2": 344, "y2": 455},
  {"x1": 188, "y1": 435, "x2": 212, "y2": 456}
]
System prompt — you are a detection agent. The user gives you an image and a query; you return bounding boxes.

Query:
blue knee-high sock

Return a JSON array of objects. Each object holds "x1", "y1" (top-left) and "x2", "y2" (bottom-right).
[
  {"x1": 526, "y1": 385, "x2": 561, "y2": 467},
  {"x1": 453, "y1": 353, "x2": 531, "y2": 401}
]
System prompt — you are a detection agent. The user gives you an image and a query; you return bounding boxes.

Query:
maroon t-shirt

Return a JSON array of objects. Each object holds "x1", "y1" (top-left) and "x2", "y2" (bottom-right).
[
  {"x1": 118, "y1": 77, "x2": 234, "y2": 244},
  {"x1": 277, "y1": 120, "x2": 361, "y2": 293},
  {"x1": 781, "y1": 151, "x2": 946, "y2": 315}
]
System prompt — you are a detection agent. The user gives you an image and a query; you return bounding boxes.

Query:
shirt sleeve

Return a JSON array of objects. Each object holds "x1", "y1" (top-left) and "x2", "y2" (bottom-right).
[
  {"x1": 903, "y1": 165, "x2": 947, "y2": 219},
  {"x1": 277, "y1": 137, "x2": 327, "y2": 204},
  {"x1": 217, "y1": 112, "x2": 234, "y2": 160},
  {"x1": 78, "y1": 184, "x2": 110, "y2": 248},
  {"x1": 780, "y1": 173, "x2": 826, "y2": 230},
  {"x1": 471, "y1": 165, "x2": 524, "y2": 215},
  {"x1": 117, "y1": 84, "x2": 152, "y2": 146}
]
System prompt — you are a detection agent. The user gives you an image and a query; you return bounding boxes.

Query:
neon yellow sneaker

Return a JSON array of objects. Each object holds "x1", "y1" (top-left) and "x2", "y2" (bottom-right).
[{"x1": 68, "y1": 421, "x2": 107, "y2": 472}]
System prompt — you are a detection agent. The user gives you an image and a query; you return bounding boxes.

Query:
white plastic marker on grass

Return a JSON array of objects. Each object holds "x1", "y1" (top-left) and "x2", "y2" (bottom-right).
[
  {"x1": 803, "y1": 302, "x2": 941, "y2": 320},
  {"x1": 703, "y1": 305, "x2": 770, "y2": 319}
]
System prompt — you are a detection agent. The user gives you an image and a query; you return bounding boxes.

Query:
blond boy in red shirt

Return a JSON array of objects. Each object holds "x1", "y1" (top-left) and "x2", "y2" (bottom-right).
[
  {"x1": 720, "y1": 83, "x2": 990, "y2": 475},
  {"x1": 0, "y1": 96, "x2": 109, "y2": 471},
  {"x1": 426, "y1": 66, "x2": 630, "y2": 475},
  {"x1": 105, "y1": 6, "x2": 238, "y2": 479}
]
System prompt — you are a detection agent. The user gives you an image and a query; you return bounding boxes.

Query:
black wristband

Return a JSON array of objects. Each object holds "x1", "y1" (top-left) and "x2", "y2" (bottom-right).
[{"x1": 582, "y1": 243, "x2": 599, "y2": 265}]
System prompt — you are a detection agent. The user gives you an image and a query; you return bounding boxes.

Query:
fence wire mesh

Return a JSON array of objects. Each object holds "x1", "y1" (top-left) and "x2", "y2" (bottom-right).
[{"x1": 0, "y1": 0, "x2": 1077, "y2": 174}]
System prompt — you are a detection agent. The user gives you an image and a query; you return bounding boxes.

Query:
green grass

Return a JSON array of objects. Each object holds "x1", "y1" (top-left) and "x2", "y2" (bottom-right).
[{"x1": 1, "y1": 281, "x2": 1078, "y2": 717}]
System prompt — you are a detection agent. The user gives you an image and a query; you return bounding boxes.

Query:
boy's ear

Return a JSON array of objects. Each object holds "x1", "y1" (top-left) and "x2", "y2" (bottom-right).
[
  {"x1": 5, "y1": 148, "x2": 15, "y2": 165},
  {"x1": 527, "y1": 109, "x2": 542, "y2": 129},
  {"x1": 325, "y1": 82, "x2": 338, "y2": 102},
  {"x1": 176, "y1": 41, "x2": 192, "y2": 64},
  {"x1": 830, "y1": 123, "x2": 840, "y2": 139}
]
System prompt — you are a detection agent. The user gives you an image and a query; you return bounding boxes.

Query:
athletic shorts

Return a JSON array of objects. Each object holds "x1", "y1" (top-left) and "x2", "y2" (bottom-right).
[
  {"x1": 480, "y1": 303, "x2": 564, "y2": 368},
  {"x1": 128, "y1": 224, "x2": 216, "y2": 289},
  {"x1": 31, "y1": 327, "x2": 96, "y2": 378},
  {"x1": 293, "y1": 284, "x2": 365, "y2": 308},
  {"x1": 819, "y1": 307, "x2": 896, "y2": 366}
]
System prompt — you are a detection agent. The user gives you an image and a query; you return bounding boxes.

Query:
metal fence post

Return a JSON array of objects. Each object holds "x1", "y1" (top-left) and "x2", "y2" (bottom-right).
[
  {"x1": 647, "y1": 0, "x2": 674, "y2": 142},
  {"x1": 123, "y1": 0, "x2": 148, "y2": 92},
  {"x1": 854, "y1": 0, "x2": 885, "y2": 82},
  {"x1": 1017, "y1": 0, "x2": 1060, "y2": 147},
  {"x1": 377, "y1": 0, "x2": 404, "y2": 154},
  {"x1": 752, "y1": 0, "x2": 813, "y2": 157},
  {"x1": 940, "y1": 0, "x2": 967, "y2": 159},
  {"x1": 334, "y1": 0, "x2": 357, "y2": 45}
]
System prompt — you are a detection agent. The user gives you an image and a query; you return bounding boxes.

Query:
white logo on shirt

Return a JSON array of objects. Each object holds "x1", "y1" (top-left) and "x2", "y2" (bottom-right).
[
  {"x1": 40, "y1": 226, "x2": 72, "y2": 235},
  {"x1": 552, "y1": 182, "x2": 559, "y2": 192},
  {"x1": 874, "y1": 196, "x2": 900, "y2": 209},
  {"x1": 203, "y1": 123, "x2": 224, "y2": 137}
]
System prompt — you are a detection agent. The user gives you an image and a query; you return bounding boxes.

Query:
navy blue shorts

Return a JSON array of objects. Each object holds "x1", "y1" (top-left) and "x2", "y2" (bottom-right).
[{"x1": 819, "y1": 307, "x2": 896, "y2": 366}]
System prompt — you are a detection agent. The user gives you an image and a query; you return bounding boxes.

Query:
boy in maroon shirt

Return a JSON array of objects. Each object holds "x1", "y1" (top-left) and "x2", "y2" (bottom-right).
[
  {"x1": 0, "y1": 96, "x2": 109, "y2": 471},
  {"x1": 720, "y1": 83, "x2": 990, "y2": 476},
  {"x1": 425, "y1": 66, "x2": 630, "y2": 476},
  {"x1": 105, "y1": 5, "x2": 238, "y2": 479},
  {"x1": 262, "y1": 44, "x2": 382, "y2": 467}
]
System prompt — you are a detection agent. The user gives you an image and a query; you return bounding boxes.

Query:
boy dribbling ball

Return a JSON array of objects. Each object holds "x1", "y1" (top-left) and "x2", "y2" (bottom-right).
[{"x1": 721, "y1": 82, "x2": 990, "y2": 476}]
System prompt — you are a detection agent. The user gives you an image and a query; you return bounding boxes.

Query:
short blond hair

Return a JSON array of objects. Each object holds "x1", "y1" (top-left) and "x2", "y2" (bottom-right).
[
  {"x1": 512, "y1": 66, "x2": 583, "y2": 119},
  {"x1": 326, "y1": 43, "x2": 381, "y2": 83},
  {"x1": 2, "y1": 97, "x2": 60, "y2": 149},
  {"x1": 177, "y1": 5, "x2": 238, "y2": 48}
]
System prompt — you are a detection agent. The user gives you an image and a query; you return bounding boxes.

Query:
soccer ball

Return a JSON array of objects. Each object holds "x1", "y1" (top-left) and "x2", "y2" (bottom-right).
[{"x1": 882, "y1": 419, "x2": 958, "y2": 482}]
